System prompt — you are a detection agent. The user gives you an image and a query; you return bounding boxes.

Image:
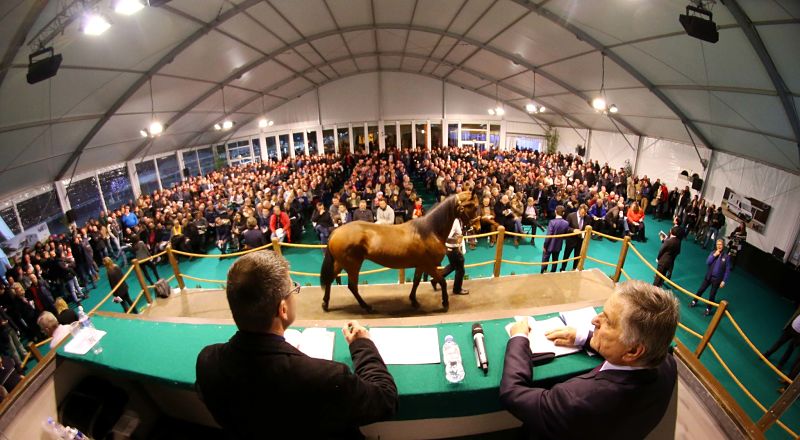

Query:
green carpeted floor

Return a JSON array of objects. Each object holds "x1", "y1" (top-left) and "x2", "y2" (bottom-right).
[{"x1": 67, "y1": 193, "x2": 798, "y2": 438}]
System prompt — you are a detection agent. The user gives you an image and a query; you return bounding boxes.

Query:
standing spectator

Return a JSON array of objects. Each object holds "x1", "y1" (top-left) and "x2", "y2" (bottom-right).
[
  {"x1": 437, "y1": 218, "x2": 469, "y2": 295},
  {"x1": 375, "y1": 199, "x2": 395, "y2": 225},
  {"x1": 762, "y1": 307, "x2": 800, "y2": 374},
  {"x1": 133, "y1": 240, "x2": 160, "y2": 285},
  {"x1": 561, "y1": 204, "x2": 589, "y2": 272},
  {"x1": 104, "y1": 257, "x2": 137, "y2": 313},
  {"x1": 121, "y1": 206, "x2": 139, "y2": 232},
  {"x1": 703, "y1": 207, "x2": 725, "y2": 249},
  {"x1": 541, "y1": 206, "x2": 570, "y2": 274},
  {"x1": 727, "y1": 222, "x2": 747, "y2": 269},
  {"x1": 653, "y1": 226, "x2": 682, "y2": 287},
  {"x1": 0, "y1": 303, "x2": 27, "y2": 367},
  {"x1": 691, "y1": 239, "x2": 732, "y2": 316},
  {"x1": 242, "y1": 217, "x2": 267, "y2": 250}
]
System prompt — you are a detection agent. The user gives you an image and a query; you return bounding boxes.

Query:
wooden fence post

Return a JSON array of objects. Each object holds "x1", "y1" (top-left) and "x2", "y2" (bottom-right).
[
  {"x1": 757, "y1": 369, "x2": 800, "y2": 433},
  {"x1": 272, "y1": 238, "x2": 282, "y2": 257},
  {"x1": 132, "y1": 259, "x2": 153, "y2": 304},
  {"x1": 493, "y1": 226, "x2": 505, "y2": 278},
  {"x1": 578, "y1": 226, "x2": 592, "y2": 271},
  {"x1": 695, "y1": 300, "x2": 728, "y2": 358},
  {"x1": 398, "y1": 268, "x2": 405, "y2": 284},
  {"x1": 612, "y1": 236, "x2": 631, "y2": 282},
  {"x1": 166, "y1": 245, "x2": 185, "y2": 290}
]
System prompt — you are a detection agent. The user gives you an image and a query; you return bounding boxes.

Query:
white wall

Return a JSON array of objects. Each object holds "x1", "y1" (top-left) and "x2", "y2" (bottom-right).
[
  {"x1": 557, "y1": 128, "x2": 590, "y2": 155},
  {"x1": 381, "y1": 72, "x2": 442, "y2": 120},
  {"x1": 587, "y1": 131, "x2": 639, "y2": 170},
  {"x1": 636, "y1": 137, "x2": 711, "y2": 190},
  {"x1": 704, "y1": 150, "x2": 800, "y2": 256}
]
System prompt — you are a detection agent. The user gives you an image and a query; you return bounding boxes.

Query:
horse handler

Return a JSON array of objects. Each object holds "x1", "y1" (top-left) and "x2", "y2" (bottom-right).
[{"x1": 437, "y1": 218, "x2": 469, "y2": 295}]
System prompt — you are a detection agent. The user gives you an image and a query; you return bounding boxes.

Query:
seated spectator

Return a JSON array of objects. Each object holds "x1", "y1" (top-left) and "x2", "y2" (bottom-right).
[
  {"x1": 411, "y1": 198, "x2": 425, "y2": 219},
  {"x1": 37, "y1": 311, "x2": 71, "y2": 349},
  {"x1": 311, "y1": 202, "x2": 334, "y2": 244},
  {"x1": 54, "y1": 298, "x2": 78, "y2": 325},
  {"x1": 375, "y1": 199, "x2": 395, "y2": 225},
  {"x1": 351, "y1": 200, "x2": 374, "y2": 223},
  {"x1": 269, "y1": 205, "x2": 291, "y2": 243},
  {"x1": 626, "y1": 202, "x2": 646, "y2": 242}
]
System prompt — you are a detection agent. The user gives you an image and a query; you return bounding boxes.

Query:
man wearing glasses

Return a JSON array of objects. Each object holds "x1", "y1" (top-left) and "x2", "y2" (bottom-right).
[{"x1": 196, "y1": 251, "x2": 398, "y2": 439}]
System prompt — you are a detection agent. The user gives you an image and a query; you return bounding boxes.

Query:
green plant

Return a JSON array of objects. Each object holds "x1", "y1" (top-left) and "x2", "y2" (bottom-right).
[
  {"x1": 545, "y1": 127, "x2": 559, "y2": 154},
  {"x1": 305, "y1": 282, "x2": 312, "y2": 287},
  {"x1": 623, "y1": 159, "x2": 633, "y2": 176},
  {"x1": 510, "y1": 271, "x2": 516, "y2": 276},
  {"x1": 464, "y1": 274, "x2": 470, "y2": 280},
  {"x1": 406, "y1": 277, "x2": 411, "y2": 282}
]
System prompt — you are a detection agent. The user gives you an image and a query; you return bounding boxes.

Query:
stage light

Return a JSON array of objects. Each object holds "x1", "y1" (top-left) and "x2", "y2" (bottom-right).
[
  {"x1": 140, "y1": 129, "x2": 148, "y2": 138},
  {"x1": 495, "y1": 107, "x2": 505, "y2": 116},
  {"x1": 608, "y1": 104, "x2": 618, "y2": 114},
  {"x1": 222, "y1": 120, "x2": 234, "y2": 130},
  {"x1": 525, "y1": 103, "x2": 536, "y2": 113},
  {"x1": 26, "y1": 47, "x2": 62, "y2": 84},
  {"x1": 592, "y1": 97, "x2": 607, "y2": 111},
  {"x1": 149, "y1": 121, "x2": 163, "y2": 135},
  {"x1": 214, "y1": 123, "x2": 222, "y2": 131},
  {"x1": 268, "y1": 120, "x2": 274, "y2": 126},
  {"x1": 258, "y1": 118, "x2": 268, "y2": 128},
  {"x1": 82, "y1": 13, "x2": 111, "y2": 36},
  {"x1": 680, "y1": 3, "x2": 719, "y2": 43},
  {"x1": 487, "y1": 108, "x2": 495, "y2": 116},
  {"x1": 114, "y1": 0, "x2": 144, "y2": 15},
  {"x1": 538, "y1": 105, "x2": 546, "y2": 113}
]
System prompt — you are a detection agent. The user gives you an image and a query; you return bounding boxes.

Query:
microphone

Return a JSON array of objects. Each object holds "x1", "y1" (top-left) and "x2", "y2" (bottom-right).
[{"x1": 472, "y1": 323, "x2": 488, "y2": 374}]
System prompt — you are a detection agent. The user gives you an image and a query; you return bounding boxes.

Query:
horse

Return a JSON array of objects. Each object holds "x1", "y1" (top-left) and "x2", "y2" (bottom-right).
[{"x1": 320, "y1": 191, "x2": 480, "y2": 312}]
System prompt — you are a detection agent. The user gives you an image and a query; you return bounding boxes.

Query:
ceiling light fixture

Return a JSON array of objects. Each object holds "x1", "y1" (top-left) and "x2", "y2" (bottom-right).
[
  {"x1": 140, "y1": 78, "x2": 163, "y2": 138},
  {"x1": 81, "y1": 12, "x2": 111, "y2": 36},
  {"x1": 527, "y1": 71, "x2": 546, "y2": 114},
  {"x1": 592, "y1": 54, "x2": 618, "y2": 115},
  {"x1": 257, "y1": 94, "x2": 273, "y2": 129},
  {"x1": 216, "y1": 87, "x2": 234, "y2": 131},
  {"x1": 114, "y1": 0, "x2": 144, "y2": 15},
  {"x1": 488, "y1": 83, "x2": 505, "y2": 117}
]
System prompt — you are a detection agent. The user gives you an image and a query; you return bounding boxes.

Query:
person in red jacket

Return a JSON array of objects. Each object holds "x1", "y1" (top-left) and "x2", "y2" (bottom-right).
[
  {"x1": 269, "y1": 205, "x2": 291, "y2": 243},
  {"x1": 626, "y1": 202, "x2": 646, "y2": 241}
]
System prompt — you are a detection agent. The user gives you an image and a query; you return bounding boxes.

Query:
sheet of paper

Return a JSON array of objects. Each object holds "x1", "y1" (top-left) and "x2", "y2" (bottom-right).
[
  {"x1": 369, "y1": 327, "x2": 441, "y2": 365},
  {"x1": 560, "y1": 307, "x2": 598, "y2": 329},
  {"x1": 506, "y1": 316, "x2": 581, "y2": 357},
  {"x1": 63, "y1": 329, "x2": 107, "y2": 355},
  {"x1": 284, "y1": 328, "x2": 335, "y2": 361}
]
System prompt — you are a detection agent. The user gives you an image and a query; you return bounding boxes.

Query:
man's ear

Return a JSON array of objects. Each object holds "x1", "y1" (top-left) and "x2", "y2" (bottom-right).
[
  {"x1": 622, "y1": 343, "x2": 646, "y2": 364},
  {"x1": 277, "y1": 298, "x2": 289, "y2": 321}
]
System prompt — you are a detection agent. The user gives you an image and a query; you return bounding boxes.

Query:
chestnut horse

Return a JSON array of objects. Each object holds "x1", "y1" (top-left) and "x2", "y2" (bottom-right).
[{"x1": 320, "y1": 191, "x2": 480, "y2": 312}]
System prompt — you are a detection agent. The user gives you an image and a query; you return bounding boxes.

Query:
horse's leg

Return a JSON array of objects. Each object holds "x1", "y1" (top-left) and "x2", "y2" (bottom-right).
[
  {"x1": 345, "y1": 268, "x2": 373, "y2": 313},
  {"x1": 409, "y1": 268, "x2": 423, "y2": 309},
  {"x1": 427, "y1": 264, "x2": 450, "y2": 312},
  {"x1": 322, "y1": 261, "x2": 343, "y2": 312}
]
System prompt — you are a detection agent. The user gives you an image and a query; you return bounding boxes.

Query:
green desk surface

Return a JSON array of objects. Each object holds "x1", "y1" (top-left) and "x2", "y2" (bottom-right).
[{"x1": 58, "y1": 312, "x2": 601, "y2": 420}]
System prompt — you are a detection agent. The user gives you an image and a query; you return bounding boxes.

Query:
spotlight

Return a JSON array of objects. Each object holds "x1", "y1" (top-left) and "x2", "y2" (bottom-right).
[
  {"x1": 82, "y1": 13, "x2": 111, "y2": 36},
  {"x1": 592, "y1": 97, "x2": 607, "y2": 111},
  {"x1": 149, "y1": 121, "x2": 163, "y2": 135},
  {"x1": 214, "y1": 123, "x2": 222, "y2": 131},
  {"x1": 488, "y1": 108, "x2": 495, "y2": 116},
  {"x1": 258, "y1": 118, "x2": 268, "y2": 128},
  {"x1": 538, "y1": 105, "x2": 546, "y2": 113},
  {"x1": 222, "y1": 120, "x2": 234, "y2": 130},
  {"x1": 26, "y1": 47, "x2": 62, "y2": 85},
  {"x1": 495, "y1": 107, "x2": 505, "y2": 116},
  {"x1": 525, "y1": 103, "x2": 536, "y2": 113},
  {"x1": 680, "y1": 4, "x2": 719, "y2": 43},
  {"x1": 114, "y1": 0, "x2": 144, "y2": 15},
  {"x1": 608, "y1": 104, "x2": 619, "y2": 114},
  {"x1": 268, "y1": 120, "x2": 274, "y2": 126},
  {"x1": 140, "y1": 129, "x2": 148, "y2": 138}
]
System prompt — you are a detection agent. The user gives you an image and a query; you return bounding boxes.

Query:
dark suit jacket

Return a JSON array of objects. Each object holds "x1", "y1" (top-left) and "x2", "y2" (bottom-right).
[
  {"x1": 543, "y1": 218, "x2": 570, "y2": 253},
  {"x1": 657, "y1": 236, "x2": 682, "y2": 269},
  {"x1": 564, "y1": 212, "x2": 588, "y2": 246},
  {"x1": 500, "y1": 336, "x2": 676, "y2": 440},
  {"x1": 106, "y1": 265, "x2": 129, "y2": 297},
  {"x1": 196, "y1": 332, "x2": 398, "y2": 439}
]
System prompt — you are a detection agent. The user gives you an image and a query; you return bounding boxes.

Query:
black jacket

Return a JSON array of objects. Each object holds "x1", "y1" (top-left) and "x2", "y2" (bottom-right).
[
  {"x1": 657, "y1": 236, "x2": 682, "y2": 268},
  {"x1": 564, "y1": 212, "x2": 589, "y2": 245},
  {"x1": 196, "y1": 332, "x2": 398, "y2": 439}
]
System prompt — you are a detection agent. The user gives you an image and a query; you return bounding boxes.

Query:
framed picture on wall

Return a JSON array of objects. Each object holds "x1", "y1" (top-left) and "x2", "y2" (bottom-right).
[{"x1": 721, "y1": 187, "x2": 772, "y2": 234}]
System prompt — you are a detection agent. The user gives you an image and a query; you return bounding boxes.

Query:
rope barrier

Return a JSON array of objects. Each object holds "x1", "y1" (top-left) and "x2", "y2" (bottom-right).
[
  {"x1": 626, "y1": 242, "x2": 720, "y2": 307},
  {"x1": 500, "y1": 256, "x2": 580, "y2": 266},
  {"x1": 279, "y1": 242, "x2": 326, "y2": 249},
  {"x1": 723, "y1": 310, "x2": 792, "y2": 384},
  {"x1": 464, "y1": 260, "x2": 495, "y2": 269},
  {"x1": 585, "y1": 256, "x2": 617, "y2": 268},
  {"x1": 89, "y1": 265, "x2": 136, "y2": 315},
  {"x1": 619, "y1": 268, "x2": 632, "y2": 280},
  {"x1": 504, "y1": 230, "x2": 582, "y2": 239},
  {"x1": 588, "y1": 230, "x2": 624, "y2": 241},
  {"x1": 706, "y1": 343, "x2": 798, "y2": 438},
  {"x1": 137, "y1": 250, "x2": 167, "y2": 264},
  {"x1": 463, "y1": 231, "x2": 497, "y2": 239},
  {"x1": 34, "y1": 337, "x2": 53, "y2": 348},
  {"x1": 127, "y1": 290, "x2": 146, "y2": 314},
  {"x1": 677, "y1": 322, "x2": 703, "y2": 340},
  {"x1": 182, "y1": 274, "x2": 226, "y2": 284},
  {"x1": 171, "y1": 242, "x2": 273, "y2": 259}
]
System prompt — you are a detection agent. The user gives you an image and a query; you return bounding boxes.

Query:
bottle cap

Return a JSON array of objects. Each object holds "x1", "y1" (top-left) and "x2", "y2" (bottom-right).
[{"x1": 444, "y1": 335, "x2": 454, "y2": 342}]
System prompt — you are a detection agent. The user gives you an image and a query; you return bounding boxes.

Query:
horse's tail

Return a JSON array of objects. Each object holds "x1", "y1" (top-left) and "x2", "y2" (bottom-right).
[{"x1": 320, "y1": 246, "x2": 336, "y2": 287}]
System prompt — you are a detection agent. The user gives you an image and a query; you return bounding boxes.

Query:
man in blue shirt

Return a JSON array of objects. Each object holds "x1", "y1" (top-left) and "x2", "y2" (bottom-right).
[
  {"x1": 691, "y1": 239, "x2": 732, "y2": 316},
  {"x1": 541, "y1": 206, "x2": 570, "y2": 273},
  {"x1": 121, "y1": 206, "x2": 138, "y2": 230}
]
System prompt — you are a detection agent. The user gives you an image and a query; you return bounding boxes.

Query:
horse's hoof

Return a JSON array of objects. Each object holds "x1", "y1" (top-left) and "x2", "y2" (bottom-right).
[
  {"x1": 362, "y1": 305, "x2": 375, "y2": 314},
  {"x1": 442, "y1": 303, "x2": 450, "y2": 313},
  {"x1": 411, "y1": 300, "x2": 421, "y2": 309},
  {"x1": 322, "y1": 302, "x2": 329, "y2": 312},
  {"x1": 430, "y1": 279, "x2": 437, "y2": 291}
]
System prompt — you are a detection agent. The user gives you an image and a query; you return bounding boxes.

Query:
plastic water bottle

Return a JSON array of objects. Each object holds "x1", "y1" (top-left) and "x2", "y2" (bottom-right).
[
  {"x1": 42, "y1": 417, "x2": 87, "y2": 439},
  {"x1": 442, "y1": 335, "x2": 465, "y2": 383},
  {"x1": 77, "y1": 306, "x2": 93, "y2": 329},
  {"x1": 76, "y1": 306, "x2": 103, "y2": 355}
]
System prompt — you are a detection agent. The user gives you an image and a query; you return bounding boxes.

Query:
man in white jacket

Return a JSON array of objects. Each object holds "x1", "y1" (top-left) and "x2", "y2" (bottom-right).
[{"x1": 375, "y1": 199, "x2": 395, "y2": 225}]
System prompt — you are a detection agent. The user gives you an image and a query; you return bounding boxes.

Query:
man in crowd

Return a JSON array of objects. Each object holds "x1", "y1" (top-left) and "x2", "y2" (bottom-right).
[
  {"x1": 351, "y1": 200, "x2": 374, "y2": 223},
  {"x1": 196, "y1": 252, "x2": 398, "y2": 438},
  {"x1": 375, "y1": 198, "x2": 395, "y2": 225},
  {"x1": 541, "y1": 206, "x2": 570, "y2": 274},
  {"x1": 653, "y1": 226, "x2": 682, "y2": 287},
  {"x1": 691, "y1": 239, "x2": 732, "y2": 316},
  {"x1": 561, "y1": 204, "x2": 589, "y2": 272},
  {"x1": 500, "y1": 280, "x2": 679, "y2": 439}
]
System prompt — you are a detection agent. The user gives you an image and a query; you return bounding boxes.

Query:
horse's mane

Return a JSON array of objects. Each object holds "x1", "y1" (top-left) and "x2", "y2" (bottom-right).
[{"x1": 412, "y1": 195, "x2": 457, "y2": 242}]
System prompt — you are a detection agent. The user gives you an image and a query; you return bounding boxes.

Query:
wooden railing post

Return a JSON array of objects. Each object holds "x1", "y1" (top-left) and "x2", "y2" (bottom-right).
[
  {"x1": 27, "y1": 342, "x2": 42, "y2": 362},
  {"x1": 398, "y1": 268, "x2": 405, "y2": 284},
  {"x1": 612, "y1": 236, "x2": 631, "y2": 282},
  {"x1": 695, "y1": 300, "x2": 728, "y2": 358},
  {"x1": 493, "y1": 226, "x2": 505, "y2": 278},
  {"x1": 166, "y1": 245, "x2": 185, "y2": 290},
  {"x1": 132, "y1": 259, "x2": 153, "y2": 304},
  {"x1": 757, "y1": 370, "x2": 800, "y2": 433},
  {"x1": 578, "y1": 226, "x2": 592, "y2": 271},
  {"x1": 272, "y1": 238, "x2": 282, "y2": 257}
]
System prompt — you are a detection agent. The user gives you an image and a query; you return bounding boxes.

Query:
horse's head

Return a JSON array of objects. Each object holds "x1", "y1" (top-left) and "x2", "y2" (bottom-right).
[{"x1": 455, "y1": 191, "x2": 481, "y2": 233}]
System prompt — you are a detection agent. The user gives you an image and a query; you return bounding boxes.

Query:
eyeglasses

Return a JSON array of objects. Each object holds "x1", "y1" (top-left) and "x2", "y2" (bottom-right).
[{"x1": 282, "y1": 281, "x2": 301, "y2": 298}]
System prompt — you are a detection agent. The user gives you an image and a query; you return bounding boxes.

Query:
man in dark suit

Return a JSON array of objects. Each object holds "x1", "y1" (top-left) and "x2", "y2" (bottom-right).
[
  {"x1": 604, "y1": 201, "x2": 627, "y2": 238},
  {"x1": 196, "y1": 252, "x2": 398, "y2": 439},
  {"x1": 500, "y1": 280, "x2": 679, "y2": 439},
  {"x1": 653, "y1": 226, "x2": 682, "y2": 287},
  {"x1": 560, "y1": 204, "x2": 589, "y2": 272},
  {"x1": 691, "y1": 239, "x2": 733, "y2": 316},
  {"x1": 541, "y1": 206, "x2": 570, "y2": 273}
]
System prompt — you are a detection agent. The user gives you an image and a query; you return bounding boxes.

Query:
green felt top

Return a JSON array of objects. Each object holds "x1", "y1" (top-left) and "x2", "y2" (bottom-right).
[{"x1": 59, "y1": 312, "x2": 601, "y2": 420}]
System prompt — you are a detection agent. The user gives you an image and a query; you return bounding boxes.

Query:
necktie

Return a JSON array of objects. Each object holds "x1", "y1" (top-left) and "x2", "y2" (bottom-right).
[{"x1": 578, "y1": 217, "x2": 583, "y2": 230}]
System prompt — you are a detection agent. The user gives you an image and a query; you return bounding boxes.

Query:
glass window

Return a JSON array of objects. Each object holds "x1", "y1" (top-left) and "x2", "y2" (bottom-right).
[
  {"x1": 430, "y1": 124, "x2": 442, "y2": 148},
  {"x1": 228, "y1": 140, "x2": 252, "y2": 164},
  {"x1": 507, "y1": 134, "x2": 545, "y2": 151},
  {"x1": 215, "y1": 144, "x2": 227, "y2": 169},
  {"x1": 461, "y1": 124, "x2": 487, "y2": 142},
  {"x1": 182, "y1": 151, "x2": 200, "y2": 178},
  {"x1": 400, "y1": 124, "x2": 412, "y2": 148},
  {"x1": 490, "y1": 124, "x2": 501, "y2": 149},
  {"x1": 157, "y1": 154, "x2": 181, "y2": 190},
  {"x1": 336, "y1": 128, "x2": 349, "y2": 153},
  {"x1": 323, "y1": 130, "x2": 335, "y2": 155},
  {"x1": 135, "y1": 160, "x2": 160, "y2": 196},
  {"x1": 1, "y1": 206, "x2": 21, "y2": 235},
  {"x1": 293, "y1": 133, "x2": 305, "y2": 156},
  {"x1": 17, "y1": 189, "x2": 66, "y2": 234},
  {"x1": 384, "y1": 122, "x2": 397, "y2": 149},
  {"x1": 66, "y1": 176, "x2": 102, "y2": 227},
  {"x1": 307, "y1": 131, "x2": 318, "y2": 156},
  {"x1": 367, "y1": 125, "x2": 378, "y2": 153},
  {"x1": 415, "y1": 123, "x2": 426, "y2": 149},
  {"x1": 252, "y1": 138, "x2": 262, "y2": 162},
  {"x1": 448, "y1": 124, "x2": 458, "y2": 147},
  {"x1": 266, "y1": 136, "x2": 278, "y2": 161},
  {"x1": 279, "y1": 134, "x2": 290, "y2": 158},
  {"x1": 353, "y1": 126, "x2": 365, "y2": 153},
  {"x1": 98, "y1": 167, "x2": 134, "y2": 211},
  {"x1": 198, "y1": 147, "x2": 214, "y2": 175}
]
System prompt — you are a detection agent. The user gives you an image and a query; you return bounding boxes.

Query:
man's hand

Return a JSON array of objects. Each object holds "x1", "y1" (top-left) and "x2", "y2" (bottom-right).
[
  {"x1": 713, "y1": 250, "x2": 721, "y2": 257},
  {"x1": 720, "y1": 281, "x2": 726, "y2": 288},
  {"x1": 545, "y1": 327, "x2": 577, "y2": 346},
  {"x1": 510, "y1": 320, "x2": 531, "y2": 337},
  {"x1": 342, "y1": 320, "x2": 370, "y2": 344}
]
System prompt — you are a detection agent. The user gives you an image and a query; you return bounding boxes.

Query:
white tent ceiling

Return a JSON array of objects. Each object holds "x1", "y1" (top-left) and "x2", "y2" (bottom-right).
[{"x1": 0, "y1": 0, "x2": 798, "y2": 197}]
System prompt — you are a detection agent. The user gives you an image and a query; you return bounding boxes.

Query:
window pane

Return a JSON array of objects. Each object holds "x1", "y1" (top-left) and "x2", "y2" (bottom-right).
[
  {"x1": 17, "y1": 190, "x2": 66, "y2": 234},
  {"x1": 67, "y1": 176, "x2": 102, "y2": 226},
  {"x1": 215, "y1": 145, "x2": 227, "y2": 168},
  {"x1": 490, "y1": 124, "x2": 500, "y2": 149},
  {"x1": 323, "y1": 130, "x2": 335, "y2": 155},
  {"x1": 448, "y1": 124, "x2": 458, "y2": 147},
  {"x1": 400, "y1": 124, "x2": 411, "y2": 148},
  {"x1": 293, "y1": 132, "x2": 305, "y2": 156},
  {"x1": 135, "y1": 160, "x2": 160, "y2": 196},
  {"x1": 252, "y1": 138, "x2": 262, "y2": 162},
  {"x1": 182, "y1": 151, "x2": 200, "y2": 177},
  {"x1": 384, "y1": 122, "x2": 396, "y2": 149},
  {"x1": 307, "y1": 131, "x2": 318, "y2": 156},
  {"x1": 415, "y1": 123, "x2": 426, "y2": 149},
  {"x1": 367, "y1": 125, "x2": 378, "y2": 153},
  {"x1": 157, "y1": 154, "x2": 180, "y2": 190},
  {"x1": 336, "y1": 128, "x2": 349, "y2": 153},
  {"x1": 198, "y1": 147, "x2": 214, "y2": 175},
  {"x1": 430, "y1": 124, "x2": 442, "y2": 148},
  {"x1": 353, "y1": 126, "x2": 365, "y2": 153},
  {"x1": 1, "y1": 207, "x2": 21, "y2": 235},
  {"x1": 279, "y1": 134, "x2": 290, "y2": 158},
  {"x1": 266, "y1": 136, "x2": 278, "y2": 161},
  {"x1": 507, "y1": 134, "x2": 545, "y2": 151},
  {"x1": 98, "y1": 167, "x2": 134, "y2": 211}
]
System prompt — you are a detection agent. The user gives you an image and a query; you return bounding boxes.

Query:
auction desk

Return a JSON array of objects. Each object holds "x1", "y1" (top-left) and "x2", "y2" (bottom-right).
[{"x1": 57, "y1": 304, "x2": 603, "y2": 437}]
